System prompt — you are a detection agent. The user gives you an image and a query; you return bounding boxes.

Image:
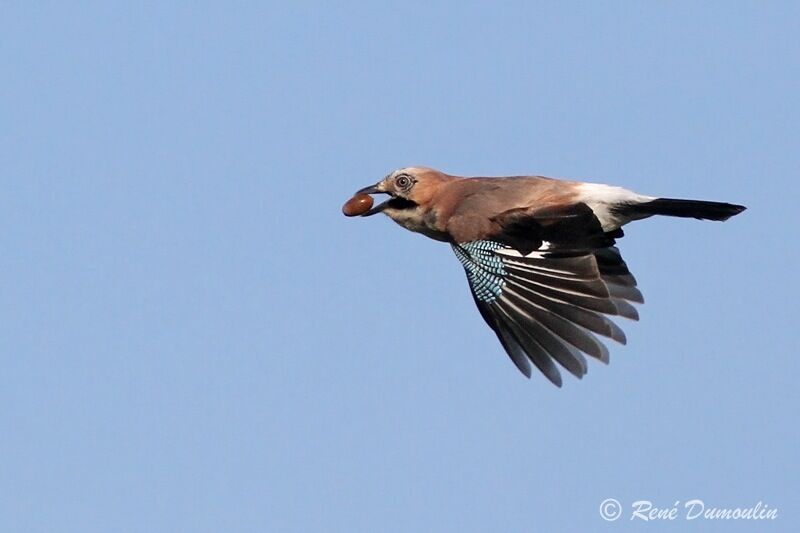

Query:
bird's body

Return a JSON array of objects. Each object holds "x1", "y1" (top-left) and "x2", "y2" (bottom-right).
[
  {"x1": 372, "y1": 168, "x2": 656, "y2": 242},
  {"x1": 348, "y1": 167, "x2": 745, "y2": 386}
]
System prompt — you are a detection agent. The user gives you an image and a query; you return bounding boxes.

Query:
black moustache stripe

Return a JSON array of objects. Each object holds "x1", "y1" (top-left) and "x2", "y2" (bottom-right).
[{"x1": 388, "y1": 198, "x2": 417, "y2": 210}]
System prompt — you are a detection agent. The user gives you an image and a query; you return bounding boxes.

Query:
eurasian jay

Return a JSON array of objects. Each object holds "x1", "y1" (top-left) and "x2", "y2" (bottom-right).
[{"x1": 348, "y1": 167, "x2": 745, "y2": 386}]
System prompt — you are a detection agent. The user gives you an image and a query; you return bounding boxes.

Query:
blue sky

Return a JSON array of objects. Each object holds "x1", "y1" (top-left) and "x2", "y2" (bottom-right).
[{"x1": 2, "y1": 2, "x2": 798, "y2": 532}]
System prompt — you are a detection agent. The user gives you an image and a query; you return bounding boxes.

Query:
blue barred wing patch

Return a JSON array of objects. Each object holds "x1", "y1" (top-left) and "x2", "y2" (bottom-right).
[{"x1": 452, "y1": 240, "x2": 508, "y2": 303}]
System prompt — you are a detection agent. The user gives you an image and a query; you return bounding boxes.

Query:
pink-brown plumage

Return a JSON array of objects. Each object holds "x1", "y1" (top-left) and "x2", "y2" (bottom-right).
[{"x1": 346, "y1": 166, "x2": 745, "y2": 385}]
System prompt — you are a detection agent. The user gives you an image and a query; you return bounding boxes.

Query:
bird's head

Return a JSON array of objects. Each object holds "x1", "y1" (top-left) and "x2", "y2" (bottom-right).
[{"x1": 356, "y1": 167, "x2": 450, "y2": 219}]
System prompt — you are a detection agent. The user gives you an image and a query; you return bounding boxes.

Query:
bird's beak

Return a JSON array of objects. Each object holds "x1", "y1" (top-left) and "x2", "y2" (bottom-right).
[
  {"x1": 356, "y1": 182, "x2": 392, "y2": 216},
  {"x1": 356, "y1": 184, "x2": 382, "y2": 195}
]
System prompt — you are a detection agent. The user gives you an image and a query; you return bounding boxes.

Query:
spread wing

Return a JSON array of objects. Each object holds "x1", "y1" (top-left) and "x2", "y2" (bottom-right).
[{"x1": 451, "y1": 204, "x2": 642, "y2": 386}]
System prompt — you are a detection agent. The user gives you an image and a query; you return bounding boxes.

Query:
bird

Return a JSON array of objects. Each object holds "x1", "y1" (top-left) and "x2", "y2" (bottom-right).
[{"x1": 346, "y1": 167, "x2": 745, "y2": 386}]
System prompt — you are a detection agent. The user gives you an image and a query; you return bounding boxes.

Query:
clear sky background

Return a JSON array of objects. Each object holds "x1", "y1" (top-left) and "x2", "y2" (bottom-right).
[{"x1": 3, "y1": 2, "x2": 798, "y2": 532}]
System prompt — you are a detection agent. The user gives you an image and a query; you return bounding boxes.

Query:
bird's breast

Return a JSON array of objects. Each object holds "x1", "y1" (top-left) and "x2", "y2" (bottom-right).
[{"x1": 385, "y1": 206, "x2": 450, "y2": 242}]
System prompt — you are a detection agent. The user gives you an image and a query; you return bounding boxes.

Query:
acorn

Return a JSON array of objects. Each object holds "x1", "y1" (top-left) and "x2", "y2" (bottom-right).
[{"x1": 342, "y1": 193, "x2": 374, "y2": 217}]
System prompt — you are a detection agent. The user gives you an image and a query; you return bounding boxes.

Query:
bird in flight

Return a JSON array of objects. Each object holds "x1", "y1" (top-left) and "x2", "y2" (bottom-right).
[{"x1": 343, "y1": 167, "x2": 745, "y2": 386}]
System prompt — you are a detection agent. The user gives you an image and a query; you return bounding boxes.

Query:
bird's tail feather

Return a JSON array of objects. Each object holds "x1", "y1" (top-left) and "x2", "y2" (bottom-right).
[{"x1": 620, "y1": 198, "x2": 746, "y2": 222}]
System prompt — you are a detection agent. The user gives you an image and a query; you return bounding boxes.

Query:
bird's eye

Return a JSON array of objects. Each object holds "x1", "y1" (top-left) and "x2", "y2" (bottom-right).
[{"x1": 395, "y1": 175, "x2": 412, "y2": 189}]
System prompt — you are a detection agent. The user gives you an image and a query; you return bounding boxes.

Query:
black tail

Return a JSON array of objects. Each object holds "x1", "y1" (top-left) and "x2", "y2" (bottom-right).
[{"x1": 621, "y1": 198, "x2": 746, "y2": 222}]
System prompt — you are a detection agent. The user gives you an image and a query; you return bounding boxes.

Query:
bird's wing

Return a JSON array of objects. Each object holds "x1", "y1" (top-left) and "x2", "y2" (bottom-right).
[
  {"x1": 446, "y1": 191, "x2": 618, "y2": 252},
  {"x1": 489, "y1": 202, "x2": 617, "y2": 254},
  {"x1": 452, "y1": 240, "x2": 642, "y2": 386}
]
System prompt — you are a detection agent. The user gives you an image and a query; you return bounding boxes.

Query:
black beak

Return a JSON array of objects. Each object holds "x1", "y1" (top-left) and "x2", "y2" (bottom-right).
[
  {"x1": 354, "y1": 182, "x2": 390, "y2": 216},
  {"x1": 356, "y1": 184, "x2": 382, "y2": 195}
]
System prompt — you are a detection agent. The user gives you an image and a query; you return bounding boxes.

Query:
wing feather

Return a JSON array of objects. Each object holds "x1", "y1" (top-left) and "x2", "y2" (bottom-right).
[
  {"x1": 472, "y1": 296, "x2": 533, "y2": 379},
  {"x1": 494, "y1": 304, "x2": 565, "y2": 386},
  {"x1": 497, "y1": 295, "x2": 588, "y2": 378},
  {"x1": 453, "y1": 240, "x2": 640, "y2": 383}
]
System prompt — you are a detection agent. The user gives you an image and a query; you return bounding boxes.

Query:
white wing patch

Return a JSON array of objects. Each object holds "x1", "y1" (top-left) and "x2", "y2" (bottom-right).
[{"x1": 496, "y1": 241, "x2": 552, "y2": 258}]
